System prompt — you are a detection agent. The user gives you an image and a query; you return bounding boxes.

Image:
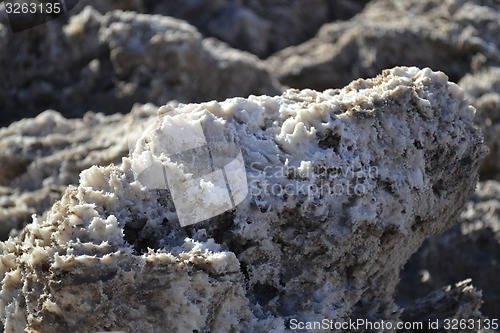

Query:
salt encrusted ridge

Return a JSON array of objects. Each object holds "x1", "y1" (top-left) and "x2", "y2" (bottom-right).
[{"x1": 0, "y1": 67, "x2": 485, "y2": 332}]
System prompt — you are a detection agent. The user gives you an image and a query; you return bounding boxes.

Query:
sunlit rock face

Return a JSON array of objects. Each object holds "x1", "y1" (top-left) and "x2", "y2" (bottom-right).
[{"x1": 0, "y1": 67, "x2": 485, "y2": 332}]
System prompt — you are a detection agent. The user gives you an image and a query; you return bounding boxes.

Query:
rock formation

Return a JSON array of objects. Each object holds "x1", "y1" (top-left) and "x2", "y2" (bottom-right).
[
  {"x1": 268, "y1": 0, "x2": 500, "y2": 91},
  {"x1": 0, "y1": 7, "x2": 281, "y2": 127},
  {"x1": 0, "y1": 103, "x2": 157, "y2": 240},
  {"x1": 1, "y1": 0, "x2": 498, "y2": 330},
  {"x1": 0, "y1": 67, "x2": 485, "y2": 332},
  {"x1": 147, "y1": 0, "x2": 369, "y2": 57}
]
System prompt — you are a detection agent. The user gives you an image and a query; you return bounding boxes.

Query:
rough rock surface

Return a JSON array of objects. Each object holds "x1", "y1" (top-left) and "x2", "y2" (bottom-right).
[
  {"x1": 0, "y1": 7, "x2": 282, "y2": 127},
  {"x1": 267, "y1": 0, "x2": 500, "y2": 91},
  {"x1": 0, "y1": 67, "x2": 485, "y2": 332},
  {"x1": 398, "y1": 180, "x2": 500, "y2": 319},
  {"x1": 147, "y1": 0, "x2": 369, "y2": 58},
  {"x1": 0, "y1": 103, "x2": 157, "y2": 240},
  {"x1": 459, "y1": 67, "x2": 500, "y2": 177}
]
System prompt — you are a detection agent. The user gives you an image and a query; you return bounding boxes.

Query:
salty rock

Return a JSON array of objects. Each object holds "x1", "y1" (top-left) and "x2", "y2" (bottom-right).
[
  {"x1": 0, "y1": 104, "x2": 157, "y2": 240},
  {"x1": 0, "y1": 67, "x2": 485, "y2": 332},
  {"x1": 268, "y1": 0, "x2": 500, "y2": 91},
  {"x1": 0, "y1": 7, "x2": 281, "y2": 127}
]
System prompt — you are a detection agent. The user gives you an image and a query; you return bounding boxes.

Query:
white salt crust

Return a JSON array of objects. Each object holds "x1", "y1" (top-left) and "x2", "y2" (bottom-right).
[{"x1": 0, "y1": 67, "x2": 485, "y2": 332}]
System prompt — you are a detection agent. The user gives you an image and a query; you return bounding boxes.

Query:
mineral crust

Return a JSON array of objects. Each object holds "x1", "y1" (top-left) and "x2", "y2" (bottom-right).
[
  {"x1": 0, "y1": 103, "x2": 157, "y2": 240},
  {"x1": 0, "y1": 67, "x2": 485, "y2": 332}
]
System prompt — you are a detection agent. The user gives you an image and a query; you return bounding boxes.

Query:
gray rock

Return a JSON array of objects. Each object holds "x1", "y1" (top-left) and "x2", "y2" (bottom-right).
[
  {"x1": 459, "y1": 67, "x2": 500, "y2": 177},
  {"x1": 0, "y1": 7, "x2": 282, "y2": 127},
  {"x1": 397, "y1": 180, "x2": 500, "y2": 319},
  {"x1": 267, "y1": 0, "x2": 500, "y2": 91},
  {"x1": 402, "y1": 279, "x2": 485, "y2": 333},
  {"x1": 147, "y1": 0, "x2": 370, "y2": 58},
  {"x1": 0, "y1": 67, "x2": 486, "y2": 332}
]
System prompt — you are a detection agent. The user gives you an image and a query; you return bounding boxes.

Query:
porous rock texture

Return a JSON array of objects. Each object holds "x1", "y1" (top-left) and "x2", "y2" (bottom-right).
[
  {"x1": 459, "y1": 67, "x2": 500, "y2": 177},
  {"x1": 0, "y1": 103, "x2": 157, "y2": 240},
  {"x1": 268, "y1": 0, "x2": 500, "y2": 91},
  {"x1": 0, "y1": 67, "x2": 485, "y2": 332},
  {"x1": 398, "y1": 180, "x2": 500, "y2": 319},
  {"x1": 0, "y1": 6, "x2": 281, "y2": 127},
  {"x1": 397, "y1": 67, "x2": 500, "y2": 321}
]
